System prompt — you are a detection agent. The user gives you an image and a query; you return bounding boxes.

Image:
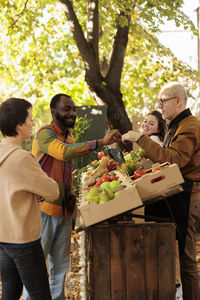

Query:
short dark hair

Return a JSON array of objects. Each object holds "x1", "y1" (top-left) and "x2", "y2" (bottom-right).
[
  {"x1": 50, "y1": 94, "x2": 71, "y2": 109},
  {"x1": 0, "y1": 98, "x2": 32, "y2": 137},
  {"x1": 147, "y1": 110, "x2": 166, "y2": 141}
]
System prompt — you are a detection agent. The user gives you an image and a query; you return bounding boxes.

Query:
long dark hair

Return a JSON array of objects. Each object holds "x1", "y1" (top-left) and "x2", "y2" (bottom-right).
[{"x1": 147, "y1": 110, "x2": 166, "y2": 141}]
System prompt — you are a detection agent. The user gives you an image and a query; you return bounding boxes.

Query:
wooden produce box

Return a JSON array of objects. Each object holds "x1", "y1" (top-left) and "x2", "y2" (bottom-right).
[
  {"x1": 77, "y1": 184, "x2": 142, "y2": 228},
  {"x1": 134, "y1": 163, "x2": 184, "y2": 204},
  {"x1": 85, "y1": 222, "x2": 176, "y2": 300}
]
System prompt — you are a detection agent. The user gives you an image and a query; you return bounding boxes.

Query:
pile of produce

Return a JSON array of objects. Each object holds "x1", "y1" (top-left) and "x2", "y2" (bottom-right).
[
  {"x1": 123, "y1": 148, "x2": 146, "y2": 176},
  {"x1": 80, "y1": 151, "x2": 130, "y2": 205},
  {"x1": 79, "y1": 148, "x2": 159, "y2": 206},
  {"x1": 85, "y1": 178, "x2": 121, "y2": 204}
]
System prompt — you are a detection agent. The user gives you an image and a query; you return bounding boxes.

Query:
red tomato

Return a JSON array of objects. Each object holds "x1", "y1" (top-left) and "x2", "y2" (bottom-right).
[
  {"x1": 102, "y1": 173, "x2": 110, "y2": 178},
  {"x1": 134, "y1": 170, "x2": 146, "y2": 180},
  {"x1": 98, "y1": 151, "x2": 108, "y2": 160},
  {"x1": 101, "y1": 173, "x2": 112, "y2": 181},
  {"x1": 151, "y1": 166, "x2": 161, "y2": 173},
  {"x1": 97, "y1": 178, "x2": 106, "y2": 184},
  {"x1": 110, "y1": 175, "x2": 119, "y2": 181},
  {"x1": 94, "y1": 184, "x2": 100, "y2": 187}
]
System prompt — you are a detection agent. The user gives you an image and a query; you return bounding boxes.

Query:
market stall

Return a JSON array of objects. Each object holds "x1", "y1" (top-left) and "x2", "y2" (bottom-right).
[{"x1": 75, "y1": 150, "x2": 184, "y2": 299}]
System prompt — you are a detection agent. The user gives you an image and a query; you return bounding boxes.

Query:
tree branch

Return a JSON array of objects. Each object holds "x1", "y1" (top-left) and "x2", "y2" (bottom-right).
[
  {"x1": 9, "y1": 0, "x2": 29, "y2": 28},
  {"x1": 87, "y1": 0, "x2": 99, "y2": 63},
  {"x1": 105, "y1": 13, "x2": 130, "y2": 91},
  {"x1": 60, "y1": 0, "x2": 100, "y2": 77}
]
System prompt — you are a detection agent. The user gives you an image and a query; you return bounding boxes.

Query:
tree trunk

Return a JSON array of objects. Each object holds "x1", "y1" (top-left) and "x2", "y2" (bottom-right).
[
  {"x1": 60, "y1": 0, "x2": 133, "y2": 151},
  {"x1": 85, "y1": 75, "x2": 132, "y2": 151},
  {"x1": 86, "y1": 75, "x2": 132, "y2": 134}
]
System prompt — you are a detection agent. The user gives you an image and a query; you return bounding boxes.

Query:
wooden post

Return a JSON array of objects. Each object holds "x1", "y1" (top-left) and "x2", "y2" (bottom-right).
[{"x1": 198, "y1": 7, "x2": 200, "y2": 71}]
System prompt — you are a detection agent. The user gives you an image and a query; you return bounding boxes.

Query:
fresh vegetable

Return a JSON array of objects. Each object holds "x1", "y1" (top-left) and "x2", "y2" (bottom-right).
[
  {"x1": 124, "y1": 151, "x2": 140, "y2": 176},
  {"x1": 85, "y1": 179, "x2": 121, "y2": 204},
  {"x1": 151, "y1": 166, "x2": 161, "y2": 173},
  {"x1": 98, "y1": 151, "x2": 108, "y2": 160},
  {"x1": 134, "y1": 169, "x2": 146, "y2": 179},
  {"x1": 138, "y1": 148, "x2": 145, "y2": 157}
]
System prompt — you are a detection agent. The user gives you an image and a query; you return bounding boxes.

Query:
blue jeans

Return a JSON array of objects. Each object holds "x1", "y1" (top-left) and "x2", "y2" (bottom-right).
[
  {"x1": 0, "y1": 242, "x2": 51, "y2": 300},
  {"x1": 24, "y1": 212, "x2": 72, "y2": 300}
]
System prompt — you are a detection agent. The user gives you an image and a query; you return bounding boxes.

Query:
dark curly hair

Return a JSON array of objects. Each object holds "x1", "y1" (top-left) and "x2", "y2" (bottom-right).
[
  {"x1": 50, "y1": 94, "x2": 71, "y2": 109},
  {"x1": 146, "y1": 110, "x2": 166, "y2": 142}
]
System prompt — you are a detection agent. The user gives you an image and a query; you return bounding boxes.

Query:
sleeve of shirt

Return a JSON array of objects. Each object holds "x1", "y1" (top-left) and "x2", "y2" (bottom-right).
[
  {"x1": 17, "y1": 151, "x2": 59, "y2": 202},
  {"x1": 137, "y1": 124, "x2": 200, "y2": 169},
  {"x1": 37, "y1": 128, "x2": 97, "y2": 161}
]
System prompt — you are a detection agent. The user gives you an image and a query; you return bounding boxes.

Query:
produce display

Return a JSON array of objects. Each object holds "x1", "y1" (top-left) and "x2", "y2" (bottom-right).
[
  {"x1": 77, "y1": 150, "x2": 184, "y2": 229},
  {"x1": 85, "y1": 180, "x2": 121, "y2": 204},
  {"x1": 77, "y1": 146, "x2": 165, "y2": 208},
  {"x1": 79, "y1": 149, "x2": 148, "y2": 206},
  {"x1": 123, "y1": 149, "x2": 147, "y2": 176}
]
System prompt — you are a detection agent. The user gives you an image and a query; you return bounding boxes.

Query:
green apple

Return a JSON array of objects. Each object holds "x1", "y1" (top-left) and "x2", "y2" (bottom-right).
[
  {"x1": 104, "y1": 188, "x2": 114, "y2": 200},
  {"x1": 99, "y1": 190, "x2": 110, "y2": 204},
  {"x1": 86, "y1": 194, "x2": 100, "y2": 204},
  {"x1": 86, "y1": 187, "x2": 101, "y2": 203},
  {"x1": 100, "y1": 181, "x2": 110, "y2": 190},
  {"x1": 114, "y1": 191, "x2": 120, "y2": 198},
  {"x1": 138, "y1": 148, "x2": 145, "y2": 157},
  {"x1": 109, "y1": 180, "x2": 120, "y2": 192}
]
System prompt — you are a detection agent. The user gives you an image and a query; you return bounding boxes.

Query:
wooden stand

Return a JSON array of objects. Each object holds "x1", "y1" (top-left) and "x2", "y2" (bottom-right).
[{"x1": 85, "y1": 222, "x2": 176, "y2": 300}]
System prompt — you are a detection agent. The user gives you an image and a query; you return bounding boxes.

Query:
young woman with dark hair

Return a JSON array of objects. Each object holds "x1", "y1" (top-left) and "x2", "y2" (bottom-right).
[
  {"x1": 140, "y1": 110, "x2": 166, "y2": 146},
  {"x1": 0, "y1": 98, "x2": 59, "y2": 300}
]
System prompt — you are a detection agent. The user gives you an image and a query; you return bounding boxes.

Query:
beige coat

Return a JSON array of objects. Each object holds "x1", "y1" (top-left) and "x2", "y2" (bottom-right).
[{"x1": 0, "y1": 139, "x2": 59, "y2": 243}]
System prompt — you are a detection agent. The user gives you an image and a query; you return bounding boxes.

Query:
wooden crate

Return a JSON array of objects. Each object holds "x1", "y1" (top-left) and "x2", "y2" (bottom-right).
[
  {"x1": 133, "y1": 163, "x2": 184, "y2": 203},
  {"x1": 85, "y1": 222, "x2": 176, "y2": 300},
  {"x1": 78, "y1": 184, "x2": 142, "y2": 228}
]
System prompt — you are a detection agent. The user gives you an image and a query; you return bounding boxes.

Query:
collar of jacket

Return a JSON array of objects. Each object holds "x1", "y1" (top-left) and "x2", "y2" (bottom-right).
[
  {"x1": 168, "y1": 108, "x2": 192, "y2": 130},
  {"x1": 50, "y1": 121, "x2": 71, "y2": 138}
]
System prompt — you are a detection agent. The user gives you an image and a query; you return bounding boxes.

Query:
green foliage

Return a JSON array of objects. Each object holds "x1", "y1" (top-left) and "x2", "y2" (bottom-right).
[
  {"x1": 21, "y1": 136, "x2": 34, "y2": 152},
  {"x1": 121, "y1": 24, "x2": 200, "y2": 118},
  {"x1": 0, "y1": 0, "x2": 199, "y2": 119},
  {"x1": 70, "y1": 114, "x2": 95, "y2": 196},
  {"x1": 71, "y1": 115, "x2": 92, "y2": 144},
  {"x1": 71, "y1": 114, "x2": 93, "y2": 170}
]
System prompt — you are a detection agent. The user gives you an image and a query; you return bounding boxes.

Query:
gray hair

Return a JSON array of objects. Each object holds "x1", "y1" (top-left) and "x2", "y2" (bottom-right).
[{"x1": 159, "y1": 82, "x2": 187, "y2": 103}]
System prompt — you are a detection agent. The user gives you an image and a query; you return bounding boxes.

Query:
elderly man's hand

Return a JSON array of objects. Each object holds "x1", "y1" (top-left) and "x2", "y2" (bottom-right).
[
  {"x1": 122, "y1": 131, "x2": 142, "y2": 143},
  {"x1": 98, "y1": 129, "x2": 122, "y2": 146}
]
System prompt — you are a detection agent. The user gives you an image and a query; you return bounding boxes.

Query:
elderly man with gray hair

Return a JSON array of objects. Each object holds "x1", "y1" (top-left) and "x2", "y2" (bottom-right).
[{"x1": 122, "y1": 82, "x2": 200, "y2": 300}]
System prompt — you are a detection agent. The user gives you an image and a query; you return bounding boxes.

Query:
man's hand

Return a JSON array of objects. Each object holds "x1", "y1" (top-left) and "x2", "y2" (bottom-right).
[
  {"x1": 122, "y1": 131, "x2": 142, "y2": 143},
  {"x1": 98, "y1": 129, "x2": 122, "y2": 146}
]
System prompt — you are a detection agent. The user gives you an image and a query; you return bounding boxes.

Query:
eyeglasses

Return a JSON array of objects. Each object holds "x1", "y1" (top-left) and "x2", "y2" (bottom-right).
[{"x1": 158, "y1": 96, "x2": 177, "y2": 106}]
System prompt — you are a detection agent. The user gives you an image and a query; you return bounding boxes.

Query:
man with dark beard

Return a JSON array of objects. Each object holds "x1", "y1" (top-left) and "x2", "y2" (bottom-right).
[{"x1": 24, "y1": 94, "x2": 121, "y2": 300}]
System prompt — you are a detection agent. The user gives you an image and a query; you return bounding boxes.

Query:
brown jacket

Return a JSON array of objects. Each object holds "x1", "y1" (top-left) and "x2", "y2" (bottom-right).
[
  {"x1": 138, "y1": 114, "x2": 200, "y2": 190},
  {"x1": 0, "y1": 139, "x2": 59, "y2": 243}
]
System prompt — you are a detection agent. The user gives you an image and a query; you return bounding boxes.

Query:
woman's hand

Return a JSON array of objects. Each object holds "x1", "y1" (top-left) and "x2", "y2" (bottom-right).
[
  {"x1": 122, "y1": 131, "x2": 142, "y2": 143},
  {"x1": 34, "y1": 194, "x2": 44, "y2": 202}
]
